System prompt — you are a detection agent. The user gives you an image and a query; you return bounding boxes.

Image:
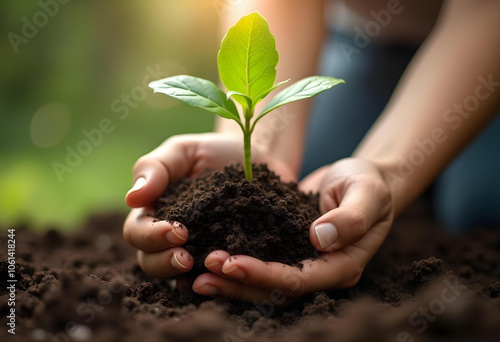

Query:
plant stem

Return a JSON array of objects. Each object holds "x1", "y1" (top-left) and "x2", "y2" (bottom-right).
[{"x1": 243, "y1": 116, "x2": 253, "y2": 182}]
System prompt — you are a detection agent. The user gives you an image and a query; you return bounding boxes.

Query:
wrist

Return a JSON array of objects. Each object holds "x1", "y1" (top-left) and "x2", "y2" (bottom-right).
[{"x1": 361, "y1": 156, "x2": 418, "y2": 217}]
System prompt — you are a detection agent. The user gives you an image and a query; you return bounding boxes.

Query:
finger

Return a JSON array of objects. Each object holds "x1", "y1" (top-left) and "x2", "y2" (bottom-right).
[
  {"x1": 123, "y1": 207, "x2": 188, "y2": 252},
  {"x1": 126, "y1": 137, "x2": 194, "y2": 208},
  {"x1": 215, "y1": 255, "x2": 318, "y2": 297},
  {"x1": 192, "y1": 273, "x2": 270, "y2": 301},
  {"x1": 125, "y1": 158, "x2": 169, "y2": 208},
  {"x1": 217, "y1": 253, "x2": 364, "y2": 296},
  {"x1": 298, "y1": 165, "x2": 330, "y2": 193},
  {"x1": 203, "y1": 252, "x2": 310, "y2": 295},
  {"x1": 137, "y1": 247, "x2": 193, "y2": 278},
  {"x1": 204, "y1": 250, "x2": 231, "y2": 276},
  {"x1": 311, "y1": 177, "x2": 392, "y2": 252}
]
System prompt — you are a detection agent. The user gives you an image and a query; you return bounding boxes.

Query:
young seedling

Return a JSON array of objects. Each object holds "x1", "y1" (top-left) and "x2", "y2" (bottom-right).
[{"x1": 149, "y1": 12, "x2": 344, "y2": 182}]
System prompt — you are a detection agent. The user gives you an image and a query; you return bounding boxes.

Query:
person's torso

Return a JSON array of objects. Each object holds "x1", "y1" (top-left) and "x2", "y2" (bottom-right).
[{"x1": 328, "y1": 0, "x2": 444, "y2": 44}]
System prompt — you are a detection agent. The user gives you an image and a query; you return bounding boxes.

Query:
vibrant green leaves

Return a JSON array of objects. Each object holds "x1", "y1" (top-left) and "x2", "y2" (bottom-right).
[
  {"x1": 149, "y1": 75, "x2": 240, "y2": 122},
  {"x1": 253, "y1": 79, "x2": 289, "y2": 107},
  {"x1": 218, "y1": 11, "x2": 279, "y2": 107},
  {"x1": 227, "y1": 79, "x2": 289, "y2": 117},
  {"x1": 258, "y1": 76, "x2": 345, "y2": 119},
  {"x1": 148, "y1": 12, "x2": 345, "y2": 182},
  {"x1": 226, "y1": 91, "x2": 253, "y2": 115}
]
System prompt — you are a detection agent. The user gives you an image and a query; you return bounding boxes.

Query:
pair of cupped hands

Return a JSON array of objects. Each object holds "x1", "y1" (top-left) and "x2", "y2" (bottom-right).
[{"x1": 123, "y1": 133, "x2": 394, "y2": 304}]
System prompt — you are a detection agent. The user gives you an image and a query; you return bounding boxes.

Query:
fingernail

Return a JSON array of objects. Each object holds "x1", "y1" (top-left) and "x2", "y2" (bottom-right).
[
  {"x1": 171, "y1": 221, "x2": 186, "y2": 230},
  {"x1": 222, "y1": 265, "x2": 245, "y2": 280},
  {"x1": 194, "y1": 284, "x2": 218, "y2": 296},
  {"x1": 127, "y1": 177, "x2": 146, "y2": 194},
  {"x1": 314, "y1": 223, "x2": 338, "y2": 250},
  {"x1": 171, "y1": 253, "x2": 188, "y2": 269},
  {"x1": 166, "y1": 229, "x2": 187, "y2": 244},
  {"x1": 204, "y1": 259, "x2": 220, "y2": 268}
]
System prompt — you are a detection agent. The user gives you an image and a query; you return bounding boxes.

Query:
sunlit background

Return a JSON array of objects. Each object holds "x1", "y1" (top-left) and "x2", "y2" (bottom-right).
[{"x1": 0, "y1": 1, "x2": 230, "y2": 229}]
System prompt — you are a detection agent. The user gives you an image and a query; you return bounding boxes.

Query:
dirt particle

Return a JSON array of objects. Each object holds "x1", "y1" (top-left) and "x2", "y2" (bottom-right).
[
  {"x1": 155, "y1": 164, "x2": 319, "y2": 277},
  {"x1": 4, "y1": 208, "x2": 500, "y2": 341}
]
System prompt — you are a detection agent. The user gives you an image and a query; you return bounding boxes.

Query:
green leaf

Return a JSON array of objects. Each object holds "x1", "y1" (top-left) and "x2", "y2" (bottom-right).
[
  {"x1": 226, "y1": 91, "x2": 253, "y2": 113},
  {"x1": 217, "y1": 11, "x2": 279, "y2": 106},
  {"x1": 258, "y1": 76, "x2": 345, "y2": 119},
  {"x1": 253, "y1": 79, "x2": 289, "y2": 105},
  {"x1": 227, "y1": 79, "x2": 289, "y2": 119},
  {"x1": 149, "y1": 75, "x2": 240, "y2": 122}
]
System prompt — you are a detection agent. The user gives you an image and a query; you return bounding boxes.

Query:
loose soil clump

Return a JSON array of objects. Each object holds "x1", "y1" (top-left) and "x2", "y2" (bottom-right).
[{"x1": 155, "y1": 164, "x2": 320, "y2": 275}]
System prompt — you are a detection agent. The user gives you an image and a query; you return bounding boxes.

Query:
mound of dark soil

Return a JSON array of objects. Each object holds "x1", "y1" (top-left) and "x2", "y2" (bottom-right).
[
  {"x1": 155, "y1": 164, "x2": 320, "y2": 275},
  {"x1": 1, "y1": 202, "x2": 499, "y2": 341}
]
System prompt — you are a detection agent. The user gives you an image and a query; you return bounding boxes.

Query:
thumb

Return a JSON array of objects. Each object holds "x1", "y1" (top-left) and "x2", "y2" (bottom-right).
[
  {"x1": 125, "y1": 158, "x2": 169, "y2": 208},
  {"x1": 125, "y1": 136, "x2": 195, "y2": 208},
  {"x1": 309, "y1": 179, "x2": 391, "y2": 252},
  {"x1": 310, "y1": 207, "x2": 369, "y2": 252}
]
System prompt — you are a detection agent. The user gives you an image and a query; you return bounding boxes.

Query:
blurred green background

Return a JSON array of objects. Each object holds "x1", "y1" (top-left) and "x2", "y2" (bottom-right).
[{"x1": 0, "y1": 1, "x2": 227, "y2": 229}]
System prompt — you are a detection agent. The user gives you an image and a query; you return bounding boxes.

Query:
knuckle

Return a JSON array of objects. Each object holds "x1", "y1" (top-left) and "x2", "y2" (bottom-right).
[
  {"x1": 133, "y1": 134, "x2": 183, "y2": 172},
  {"x1": 282, "y1": 276, "x2": 312, "y2": 298},
  {"x1": 348, "y1": 207, "x2": 369, "y2": 240},
  {"x1": 162, "y1": 134, "x2": 186, "y2": 150},
  {"x1": 154, "y1": 252, "x2": 169, "y2": 277},
  {"x1": 139, "y1": 250, "x2": 172, "y2": 278},
  {"x1": 364, "y1": 175, "x2": 392, "y2": 217},
  {"x1": 372, "y1": 178, "x2": 392, "y2": 206},
  {"x1": 342, "y1": 265, "x2": 364, "y2": 288},
  {"x1": 132, "y1": 155, "x2": 149, "y2": 174},
  {"x1": 122, "y1": 226, "x2": 132, "y2": 245},
  {"x1": 279, "y1": 267, "x2": 313, "y2": 297},
  {"x1": 123, "y1": 214, "x2": 141, "y2": 248},
  {"x1": 285, "y1": 282, "x2": 311, "y2": 298},
  {"x1": 229, "y1": 284, "x2": 247, "y2": 301},
  {"x1": 143, "y1": 227, "x2": 160, "y2": 251}
]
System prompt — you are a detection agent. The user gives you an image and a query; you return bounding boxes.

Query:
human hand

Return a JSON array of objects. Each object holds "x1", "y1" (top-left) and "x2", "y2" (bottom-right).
[
  {"x1": 123, "y1": 133, "x2": 296, "y2": 280},
  {"x1": 192, "y1": 158, "x2": 394, "y2": 303}
]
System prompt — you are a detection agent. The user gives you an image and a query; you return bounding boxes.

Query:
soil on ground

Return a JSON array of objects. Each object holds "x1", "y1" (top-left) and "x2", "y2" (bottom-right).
[{"x1": 1, "y1": 172, "x2": 499, "y2": 341}]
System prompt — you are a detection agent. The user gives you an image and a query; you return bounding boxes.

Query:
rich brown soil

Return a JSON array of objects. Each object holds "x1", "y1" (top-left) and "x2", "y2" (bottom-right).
[
  {"x1": 1, "y1": 192, "x2": 500, "y2": 340},
  {"x1": 155, "y1": 164, "x2": 320, "y2": 276}
]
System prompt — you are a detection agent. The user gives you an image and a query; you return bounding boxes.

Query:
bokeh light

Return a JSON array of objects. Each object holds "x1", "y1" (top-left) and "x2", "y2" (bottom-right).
[
  {"x1": 0, "y1": 0, "x2": 226, "y2": 229},
  {"x1": 30, "y1": 103, "x2": 71, "y2": 148}
]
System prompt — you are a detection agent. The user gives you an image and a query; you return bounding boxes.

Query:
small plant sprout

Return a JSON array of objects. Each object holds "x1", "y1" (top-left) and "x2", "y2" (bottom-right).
[{"x1": 149, "y1": 12, "x2": 344, "y2": 182}]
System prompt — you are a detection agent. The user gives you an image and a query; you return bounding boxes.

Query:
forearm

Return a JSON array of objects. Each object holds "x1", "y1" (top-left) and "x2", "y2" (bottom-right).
[
  {"x1": 354, "y1": 0, "x2": 500, "y2": 215},
  {"x1": 215, "y1": 0, "x2": 327, "y2": 175}
]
